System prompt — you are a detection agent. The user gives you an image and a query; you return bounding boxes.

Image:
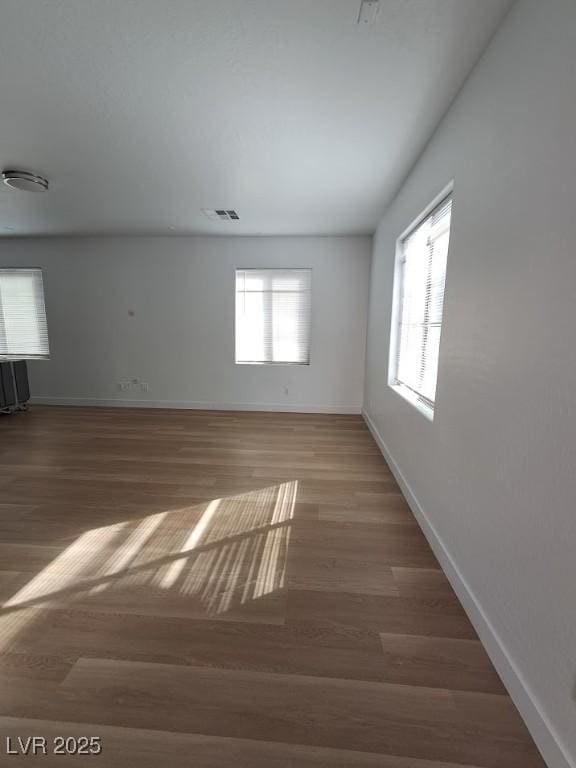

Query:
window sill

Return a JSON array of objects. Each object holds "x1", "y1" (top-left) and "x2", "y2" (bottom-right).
[
  {"x1": 235, "y1": 361, "x2": 310, "y2": 366},
  {"x1": 0, "y1": 356, "x2": 50, "y2": 362},
  {"x1": 388, "y1": 382, "x2": 434, "y2": 421}
]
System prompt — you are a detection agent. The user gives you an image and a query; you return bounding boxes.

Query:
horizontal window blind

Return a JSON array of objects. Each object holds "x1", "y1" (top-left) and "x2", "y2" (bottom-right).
[
  {"x1": 235, "y1": 269, "x2": 311, "y2": 364},
  {"x1": 392, "y1": 194, "x2": 452, "y2": 412},
  {"x1": 0, "y1": 269, "x2": 50, "y2": 360}
]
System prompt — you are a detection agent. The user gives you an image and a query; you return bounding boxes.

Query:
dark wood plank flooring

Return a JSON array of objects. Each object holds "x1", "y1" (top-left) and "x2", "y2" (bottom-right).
[{"x1": 0, "y1": 407, "x2": 545, "y2": 766}]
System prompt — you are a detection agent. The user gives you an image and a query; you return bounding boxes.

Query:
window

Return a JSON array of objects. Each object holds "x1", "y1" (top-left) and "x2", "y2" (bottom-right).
[
  {"x1": 0, "y1": 268, "x2": 50, "y2": 360},
  {"x1": 389, "y1": 191, "x2": 452, "y2": 417},
  {"x1": 235, "y1": 268, "x2": 311, "y2": 365}
]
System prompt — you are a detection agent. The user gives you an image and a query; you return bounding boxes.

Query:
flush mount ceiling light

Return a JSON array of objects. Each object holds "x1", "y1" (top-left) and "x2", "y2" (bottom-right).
[{"x1": 2, "y1": 169, "x2": 49, "y2": 193}]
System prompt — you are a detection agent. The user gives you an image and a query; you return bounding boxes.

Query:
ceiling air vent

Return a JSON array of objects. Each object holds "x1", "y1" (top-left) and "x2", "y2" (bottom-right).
[{"x1": 202, "y1": 209, "x2": 240, "y2": 221}]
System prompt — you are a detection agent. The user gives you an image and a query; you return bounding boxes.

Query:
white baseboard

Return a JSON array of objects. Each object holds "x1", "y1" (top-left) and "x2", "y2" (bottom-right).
[
  {"x1": 362, "y1": 408, "x2": 572, "y2": 768},
  {"x1": 30, "y1": 396, "x2": 360, "y2": 416}
]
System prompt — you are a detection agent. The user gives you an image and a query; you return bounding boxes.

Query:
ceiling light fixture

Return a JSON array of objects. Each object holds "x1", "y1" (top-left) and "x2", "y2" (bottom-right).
[{"x1": 2, "y1": 169, "x2": 49, "y2": 193}]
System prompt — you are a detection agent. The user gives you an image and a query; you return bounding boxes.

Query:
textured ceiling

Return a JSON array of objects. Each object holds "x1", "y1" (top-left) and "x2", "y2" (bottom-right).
[{"x1": 0, "y1": 0, "x2": 514, "y2": 236}]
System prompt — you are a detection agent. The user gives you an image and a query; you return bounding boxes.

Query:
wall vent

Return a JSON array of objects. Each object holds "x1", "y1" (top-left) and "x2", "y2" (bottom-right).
[{"x1": 202, "y1": 209, "x2": 240, "y2": 221}]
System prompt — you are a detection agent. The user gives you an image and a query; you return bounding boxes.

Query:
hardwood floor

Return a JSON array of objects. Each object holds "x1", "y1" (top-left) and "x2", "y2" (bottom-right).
[{"x1": 0, "y1": 407, "x2": 545, "y2": 767}]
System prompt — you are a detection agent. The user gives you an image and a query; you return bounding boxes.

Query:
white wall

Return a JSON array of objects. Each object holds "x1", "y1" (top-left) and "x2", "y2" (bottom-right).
[
  {"x1": 364, "y1": 1, "x2": 576, "y2": 766},
  {"x1": 0, "y1": 235, "x2": 370, "y2": 413}
]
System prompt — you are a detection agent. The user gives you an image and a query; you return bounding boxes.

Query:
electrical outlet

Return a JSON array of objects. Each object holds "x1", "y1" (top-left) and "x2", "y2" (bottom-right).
[
  {"x1": 284, "y1": 386, "x2": 289, "y2": 395},
  {"x1": 118, "y1": 382, "x2": 131, "y2": 392},
  {"x1": 140, "y1": 382, "x2": 149, "y2": 392}
]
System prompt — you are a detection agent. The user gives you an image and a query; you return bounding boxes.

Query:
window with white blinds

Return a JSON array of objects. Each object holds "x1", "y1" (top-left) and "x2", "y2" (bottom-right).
[
  {"x1": 0, "y1": 269, "x2": 50, "y2": 360},
  {"x1": 235, "y1": 269, "x2": 311, "y2": 365},
  {"x1": 390, "y1": 193, "x2": 452, "y2": 416}
]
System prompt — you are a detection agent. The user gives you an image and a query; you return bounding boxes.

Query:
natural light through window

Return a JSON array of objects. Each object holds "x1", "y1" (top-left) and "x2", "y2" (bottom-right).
[
  {"x1": 389, "y1": 191, "x2": 452, "y2": 418},
  {"x1": 0, "y1": 268, "x2": 50, "y2": 360},
  {"x1": 235, "y1": 268, "x2": 311, "y2": 365},
  {"x1": 0, "y1": 481, "x2": 298, "y2": 650}
]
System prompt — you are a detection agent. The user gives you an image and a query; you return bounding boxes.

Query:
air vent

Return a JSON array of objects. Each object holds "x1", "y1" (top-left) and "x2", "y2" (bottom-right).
[{"x1": 202, "y1": 209, "x2": 240, "y2": 221}]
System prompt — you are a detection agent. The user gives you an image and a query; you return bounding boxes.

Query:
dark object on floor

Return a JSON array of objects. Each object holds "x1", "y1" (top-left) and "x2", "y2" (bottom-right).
[{"x1": 0, "y1": 360, "x2": 29, "y2": 413}]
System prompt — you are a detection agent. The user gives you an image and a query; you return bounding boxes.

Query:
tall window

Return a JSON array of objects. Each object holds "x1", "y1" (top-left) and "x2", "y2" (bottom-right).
[
  {"x1": 389, "y1": 192, "x2": 452, "y2": 417},
  {"x1": 235, "y1": 269, "x2": 311, "y2": 365},
  {"x1": 0, "y1": 269, "x2": 50, "y2": 360}
]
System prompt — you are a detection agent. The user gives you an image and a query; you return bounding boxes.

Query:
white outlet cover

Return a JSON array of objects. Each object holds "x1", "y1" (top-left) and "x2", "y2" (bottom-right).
[{"x1": 358, "y1": 0, "x2": 379, "y2": 25}]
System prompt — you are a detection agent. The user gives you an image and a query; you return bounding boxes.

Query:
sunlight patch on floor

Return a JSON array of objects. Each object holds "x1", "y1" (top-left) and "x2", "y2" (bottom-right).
[{"x1": 0, "y1": 481, "x2": 298, "y2": 648}]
